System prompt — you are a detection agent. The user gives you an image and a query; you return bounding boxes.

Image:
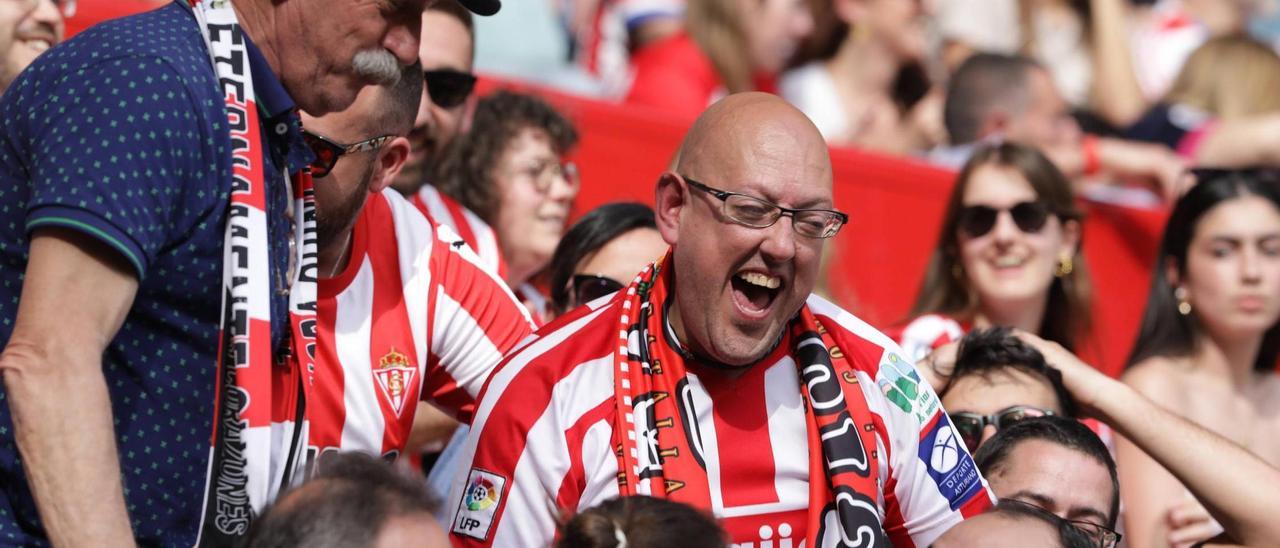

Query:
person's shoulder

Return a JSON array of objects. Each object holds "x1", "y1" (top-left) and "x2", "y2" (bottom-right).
[
  {"x1": 1121, "y1": 356, "x2": 1191, "y2": 403},
  {"x1": 806, "y1": 294, "x2": 910, "y2": 360},
  {"x1": 45, "y1": 4, "x2": 207, "y2": 74},
  {"x1": 7, "y1": 4, "x2": 216, "y2": 115}
]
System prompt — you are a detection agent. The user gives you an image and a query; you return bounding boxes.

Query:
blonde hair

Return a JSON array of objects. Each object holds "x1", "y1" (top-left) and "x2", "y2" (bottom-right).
[
  {"x1": 1165, "y1": 35, "x2": 1280, "y2": 120},
  {"x1": 685, "y1": 0, "x2": 753, "y2": 93}
]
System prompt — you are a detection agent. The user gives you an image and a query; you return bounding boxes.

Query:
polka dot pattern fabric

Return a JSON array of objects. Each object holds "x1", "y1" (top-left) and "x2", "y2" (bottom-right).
[{"x1": 0, "y1": 3, "x2": 299, "y2": 545}]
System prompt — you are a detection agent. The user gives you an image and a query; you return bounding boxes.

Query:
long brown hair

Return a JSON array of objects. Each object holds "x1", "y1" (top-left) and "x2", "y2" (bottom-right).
[
  {"x1": 909, "y1": 142, "x2": 1091, "y2": 350},
  {"x1": 685, "y1": 0, "x2": 753, "y2": 93}
]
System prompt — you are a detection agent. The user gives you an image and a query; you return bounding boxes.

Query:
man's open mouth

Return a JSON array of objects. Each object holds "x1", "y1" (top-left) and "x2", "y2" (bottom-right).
[{"x1": 730, "y1": 271, "x2": 783, "y2": 315}]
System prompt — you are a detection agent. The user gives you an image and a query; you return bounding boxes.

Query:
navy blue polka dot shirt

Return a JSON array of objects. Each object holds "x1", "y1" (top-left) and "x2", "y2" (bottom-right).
[{"x1": 0, "y1": 2, "x2": 311, "y2": 545}]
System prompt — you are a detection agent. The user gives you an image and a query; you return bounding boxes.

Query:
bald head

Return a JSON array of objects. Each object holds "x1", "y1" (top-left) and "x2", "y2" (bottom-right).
[
  {"x1": 655, "y1": 92, "x2": 840, "y2": 367},
  {"x1": 674, "y1": 93, "x2": 832, "y2": 189}
]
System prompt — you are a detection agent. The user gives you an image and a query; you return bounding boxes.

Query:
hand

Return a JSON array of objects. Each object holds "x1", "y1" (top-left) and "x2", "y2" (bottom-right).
[
  {"x1": 1010, "y1": 330, "x2": 1117, "y2": 418},
  {"x1": 917, "y1": 341, "x2": 959, "y2": 394},
  {"x1": 1166, "y1": 495, "x2": 1225, "y2": 548}
]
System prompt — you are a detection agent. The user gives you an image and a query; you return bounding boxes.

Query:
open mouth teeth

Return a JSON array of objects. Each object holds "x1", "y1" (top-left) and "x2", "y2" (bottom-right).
[
  {"x1": 737, "y1": 271, "x2": 781, "y2": 289},
  {"x1": 993, "y1": 256, "x2": 1026, "y2": 268},
  {"x1": 731, "y1": 271, "x2": 782, "y2": 313}
]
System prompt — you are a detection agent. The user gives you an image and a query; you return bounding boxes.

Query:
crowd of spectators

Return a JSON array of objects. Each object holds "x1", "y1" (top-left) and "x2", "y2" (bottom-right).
[{"x1": 2, "y1": 0, "x2": 1280, "y2": 547}]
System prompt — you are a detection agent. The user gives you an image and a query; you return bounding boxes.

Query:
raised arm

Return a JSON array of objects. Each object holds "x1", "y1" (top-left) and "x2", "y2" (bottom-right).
[
  {"x1": 1016, "y1": 331, "x2": 1280, "y2": 547},
  {"x1": 1088, "y1": 0, "x2": 1148, "y2": 128},
  {"x1": 0, "y1": 229, "x2": 139, "y2": 546}
]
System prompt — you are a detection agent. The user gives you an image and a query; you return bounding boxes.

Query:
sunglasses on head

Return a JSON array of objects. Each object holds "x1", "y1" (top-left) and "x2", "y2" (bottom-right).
[
  {"x1": 301, "y1": 129, "x2": 394, "y2": 178},
  {"x1": 424, "y1": 69, "x2": 477, "y2": 109},
  {"x1": 568, "y1": 274, "x2": 624, "y2": 308},
  {"x1": 949, "y1": 405, "x2": 1054, "y2": 453},
  {"x1": 957, "y1": 201, "x2": 1052, "y2": 238}
]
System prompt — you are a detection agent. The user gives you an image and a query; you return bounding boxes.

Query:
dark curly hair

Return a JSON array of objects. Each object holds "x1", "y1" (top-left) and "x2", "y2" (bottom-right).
[
  {"x1": 556, "y1": 496, "x2": 727, "y2": 548},
  {"x1": 947, "y1": 327, "x2": 1077, "y2": 418},
  {"x1": 431, "y1": 90, "x2": 579, "y2": 223}
]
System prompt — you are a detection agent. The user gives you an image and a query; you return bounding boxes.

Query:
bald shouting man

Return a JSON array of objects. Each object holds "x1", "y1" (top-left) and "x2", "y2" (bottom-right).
[{"x1": 447, "y1": 93, "x2": 994, "y2": 547}]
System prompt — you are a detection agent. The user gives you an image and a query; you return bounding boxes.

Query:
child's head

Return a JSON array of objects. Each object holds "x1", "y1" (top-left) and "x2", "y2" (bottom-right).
[{"x1": 556, "y1": 496, "x2": 727, "y2": 548}]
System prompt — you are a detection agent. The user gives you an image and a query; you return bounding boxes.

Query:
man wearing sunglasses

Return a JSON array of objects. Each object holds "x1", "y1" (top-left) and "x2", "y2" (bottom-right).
[
  {"x1": 396, "y1": 0, "x2": 478, "y2": 198},
  {"x1": 395, "y1": 2, "x2": 509, "y2": 280},
  {"x1": 937, "y1": 327, "x2": 1077, "y2": 453},
  {"x1": 448, "y1": 93, "x2": 992, "y2": 547},
  {"x1": 301, "y1": 65, "x2": 532, "y2": 471}
]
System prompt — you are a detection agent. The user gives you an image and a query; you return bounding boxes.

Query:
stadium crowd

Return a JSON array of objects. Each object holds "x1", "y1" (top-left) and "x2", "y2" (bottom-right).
[{"x1": 2, "y1": 0, "x2": 1280, "y2": 546}]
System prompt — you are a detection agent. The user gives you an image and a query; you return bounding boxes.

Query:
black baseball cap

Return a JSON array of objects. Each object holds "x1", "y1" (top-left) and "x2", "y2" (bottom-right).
[{"x1": 456, "y1": 0, "x2": 500, "y2": 15}]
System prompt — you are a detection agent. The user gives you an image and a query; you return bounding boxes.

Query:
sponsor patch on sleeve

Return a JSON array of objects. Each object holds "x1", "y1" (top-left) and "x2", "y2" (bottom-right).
[
  {"x1": 452, "y1": 468, "x2": 507, "y2": 541},
  {"x1": 916, "y1": 413, "x2": 983, "y2": 511}
]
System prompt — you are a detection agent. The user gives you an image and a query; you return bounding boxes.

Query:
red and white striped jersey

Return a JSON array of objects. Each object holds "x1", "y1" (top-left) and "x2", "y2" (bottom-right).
[
  {"x1": 448, "y1": 294, "x2": 993, "y2": 547},
  {"x1": 312, "y1": 189, "x2": 534, "y2": 461},
  {"x1": 412, "y1": 185, "x2": 507, "y2": 280}
]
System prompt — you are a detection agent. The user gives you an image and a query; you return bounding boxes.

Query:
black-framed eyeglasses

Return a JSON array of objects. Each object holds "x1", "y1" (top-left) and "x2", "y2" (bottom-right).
[
  {"x1": 424, "y1": 69, "x2": 477, "y2": 109},
  {"x1": 682, "y1": 176, "x2": 848, "y2": 239},
  {"x1": 957, "y1": 201, "x2": 1054, "y2": 238},
  {"x1": 568, "y1": 274, "x2": 624, "y2": 308},
  {"x1": 1001, "y1": 498, "x2": 1121, "y2": 548},
  {"x1": 948, "y1": 405, "x2": 1054, "y2": 452},
  {"x1": 301, "y1": 129, "x2": 395, "y2": 178}
]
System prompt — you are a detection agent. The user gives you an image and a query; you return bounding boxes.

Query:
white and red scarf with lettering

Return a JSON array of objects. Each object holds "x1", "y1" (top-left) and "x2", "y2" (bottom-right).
[
  {"x1": 613, "y1": 257, "x2": 889, "y2": 546},
  {"x1": 188, "y1": 1, "x2": 318, "y2": 545}
]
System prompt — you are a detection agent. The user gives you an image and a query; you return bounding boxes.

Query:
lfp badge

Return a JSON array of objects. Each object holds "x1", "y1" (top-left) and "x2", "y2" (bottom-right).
[{"x1": 453, "y1": 468, "x2": 507, "y2": 540}]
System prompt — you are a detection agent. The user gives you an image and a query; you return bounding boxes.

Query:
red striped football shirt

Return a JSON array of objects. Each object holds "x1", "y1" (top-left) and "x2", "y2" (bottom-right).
[
  {"x1": 447, "y1": 294, "x2": 994, "y2": 547},
  {"x1": 312, "y1": 189, "x2": 534, "y2": 460},
  {"x1": 412, "y1": 185, "x2": 507, "y2": 280}
]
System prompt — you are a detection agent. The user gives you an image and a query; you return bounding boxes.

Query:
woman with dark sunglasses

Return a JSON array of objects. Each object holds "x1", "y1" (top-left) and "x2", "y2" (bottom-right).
[
  {"x1": 893, "y1": 141, "x2": 1091, "y2": 368},
  {"x1": 547, "y1": 202, "x2": 668, "y2": 318}
]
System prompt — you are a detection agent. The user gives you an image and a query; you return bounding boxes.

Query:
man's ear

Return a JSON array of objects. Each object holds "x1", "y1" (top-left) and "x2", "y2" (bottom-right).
[
  {"x1": 981, "y1": 109, "x2": 1011, "y2": 139},
  {"x1": 368, "y1": 136, "x2": 412, "y2": 195},
  {"x1": 654, "y1": 171, "x2": 686, "y2": 246}
]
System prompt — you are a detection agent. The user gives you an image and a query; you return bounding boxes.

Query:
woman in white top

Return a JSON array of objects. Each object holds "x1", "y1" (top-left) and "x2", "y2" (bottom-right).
[{"x1": 778, "y1": 0, "x2": 937, "y2": 153}]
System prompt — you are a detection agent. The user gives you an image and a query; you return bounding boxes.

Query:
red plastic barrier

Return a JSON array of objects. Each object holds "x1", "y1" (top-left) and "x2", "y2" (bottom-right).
[{"x1": 478, "y1": 78, "x2": 1168, "y2": 376}]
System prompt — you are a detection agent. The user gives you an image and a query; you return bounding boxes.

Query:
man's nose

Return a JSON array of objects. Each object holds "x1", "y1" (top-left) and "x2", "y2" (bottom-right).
[
  {"x1": 383, "y1": 20, "x2": 422, "y2": 67},
  {"x1": 758, "y1": 216, "x2": 798, "y2": 263}
]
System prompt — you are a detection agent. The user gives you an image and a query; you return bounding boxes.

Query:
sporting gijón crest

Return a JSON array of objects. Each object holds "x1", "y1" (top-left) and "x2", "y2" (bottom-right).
[{"x1": 374, "y1": 348, "x2": 417, "y2": 417}]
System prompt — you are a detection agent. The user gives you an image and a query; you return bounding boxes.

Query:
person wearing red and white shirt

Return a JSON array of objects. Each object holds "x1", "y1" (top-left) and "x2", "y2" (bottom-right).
[
  {"x1": 303, "y1": 70, "x2": 533, "y2": 463},
  {"x1": 448, "y1": 94, "x2": 992, "y2": 547}
]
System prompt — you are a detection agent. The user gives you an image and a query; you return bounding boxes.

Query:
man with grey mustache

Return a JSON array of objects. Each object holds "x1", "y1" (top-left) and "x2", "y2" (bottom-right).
[{"x1": 0, "y1": 0, "x2": 499, "y2": 545}]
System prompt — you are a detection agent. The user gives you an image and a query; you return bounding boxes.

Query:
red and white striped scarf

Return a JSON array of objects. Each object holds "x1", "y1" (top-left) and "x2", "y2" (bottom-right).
[
  {"x1": 189, "y1": 1, "x2": 317, "y2": 544},
  {"x1": 613, "y1": 256, "x2": 890, "y2": 546}
]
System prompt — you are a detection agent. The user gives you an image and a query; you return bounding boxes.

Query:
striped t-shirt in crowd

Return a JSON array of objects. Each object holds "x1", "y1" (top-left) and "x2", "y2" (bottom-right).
[
  {"x1": 447, "y1": 294, "x2": 993, "y2": 547},
  {"x1": 412, "y1": 185, "x2": 506, "y2": 280},
  {"x1": 312, "y1": 189, "x2": 533, "y2": 460}
]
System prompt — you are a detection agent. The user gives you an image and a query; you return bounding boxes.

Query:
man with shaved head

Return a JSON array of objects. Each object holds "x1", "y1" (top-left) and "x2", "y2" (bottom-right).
[{"x1": 448, "y1": 93, "x2": 993, "y2": 547}]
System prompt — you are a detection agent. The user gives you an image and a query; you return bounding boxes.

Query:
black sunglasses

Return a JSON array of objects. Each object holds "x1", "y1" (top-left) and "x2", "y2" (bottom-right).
[
  {"x1": 301, "y1": 129, "x2": 394, "y2": 178},
  {"x1": 424, "y1": 69, "x2": 477, "y2": 109},
  {"x1": 569, "y1": 274, "x2": 624, "y2": 308},
  {"x1": 948, "y1": 405, "x2": 1054, "y2": 453},
  {"x1": 957, "y1": 201, "x2": 1053, "y2": 238}
]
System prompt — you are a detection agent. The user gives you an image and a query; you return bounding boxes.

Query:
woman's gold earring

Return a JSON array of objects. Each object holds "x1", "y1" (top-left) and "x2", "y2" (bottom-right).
[
  {"x1": 1175, "y1": 287, "x2": 1192, "y2": 316},
  {"x1": 1055, "y1": 255, "x2": 1073, "y2": 278}
]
